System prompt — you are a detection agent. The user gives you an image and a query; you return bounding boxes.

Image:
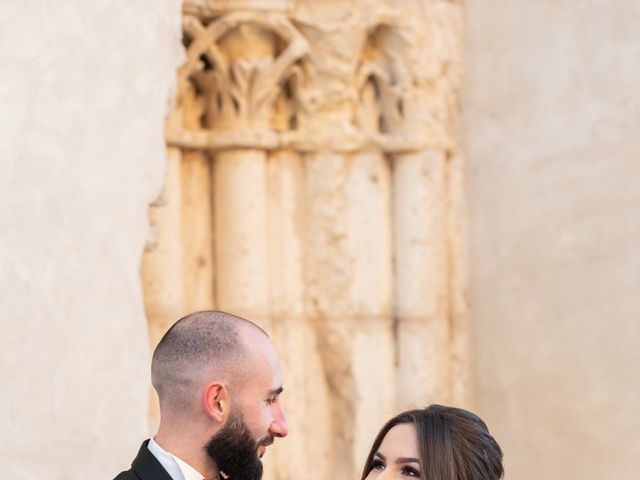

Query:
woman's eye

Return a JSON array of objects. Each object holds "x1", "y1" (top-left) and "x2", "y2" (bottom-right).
[
  {"x1": 370, "y1": 459, "x2": 385, "y2": 470},
  {"x1": 402, "y1": 466, "x2": 421, "y2": 478}
]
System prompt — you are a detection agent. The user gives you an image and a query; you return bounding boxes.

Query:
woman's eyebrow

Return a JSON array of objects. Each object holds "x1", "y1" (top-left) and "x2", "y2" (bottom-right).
[
  {"x1": 374, "y1": 452, "x2": 386, "y2": 461},
  {"x1": 396, "y1": 457, "x2": 420, "y2": 464}
]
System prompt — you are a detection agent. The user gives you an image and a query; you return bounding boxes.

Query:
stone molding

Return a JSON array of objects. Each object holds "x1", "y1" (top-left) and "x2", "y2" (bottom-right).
[{"x1": 166, "y1": 6, "x2": 457, "y2": 154}]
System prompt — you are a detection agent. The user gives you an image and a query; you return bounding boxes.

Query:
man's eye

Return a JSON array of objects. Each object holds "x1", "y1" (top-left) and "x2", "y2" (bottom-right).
[
  {"x1": 402, "y1": 466, "x2": 421, "y2": 478},
  {"x1": 370, "y1": 459, "x2": 385, "y2": 470}
]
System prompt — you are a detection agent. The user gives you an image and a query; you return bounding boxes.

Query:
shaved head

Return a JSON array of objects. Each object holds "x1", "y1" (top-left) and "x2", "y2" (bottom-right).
[{"x1": 151, "y1": 310, "x2": 268, "y2": 411}]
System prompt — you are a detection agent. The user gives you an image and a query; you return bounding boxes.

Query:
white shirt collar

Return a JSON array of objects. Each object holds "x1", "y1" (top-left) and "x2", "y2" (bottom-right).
[{"x1": 147, "y1": 437, "x2": 208, "y2": 480}]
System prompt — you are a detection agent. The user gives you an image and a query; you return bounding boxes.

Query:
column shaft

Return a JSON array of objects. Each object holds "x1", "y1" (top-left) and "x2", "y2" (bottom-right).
[
  {"x1": 393, "y1": 149, "x2": 452, "y2": 406},
  {"x1": 213, "y1": 149, "x2": 270, "y2": 328}
]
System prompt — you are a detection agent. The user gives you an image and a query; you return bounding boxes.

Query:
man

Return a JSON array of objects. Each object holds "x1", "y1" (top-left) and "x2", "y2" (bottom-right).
[{"x1": 114, "y1": 310, "x2": 288, "y2": 480}]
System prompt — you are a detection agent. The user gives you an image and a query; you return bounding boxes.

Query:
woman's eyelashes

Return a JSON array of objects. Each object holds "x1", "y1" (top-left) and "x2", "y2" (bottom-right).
[
  {"x1": 370, "y1": 457, "x2": 421, "y2": 478},
  {"x1": 401, "y1": 465, "x2": 421, "y2": 478}
]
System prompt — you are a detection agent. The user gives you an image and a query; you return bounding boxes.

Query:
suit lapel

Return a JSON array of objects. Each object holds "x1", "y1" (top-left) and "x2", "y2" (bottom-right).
[{"x1": 131, "y1": 440, "x2": 175, "y2": 480}]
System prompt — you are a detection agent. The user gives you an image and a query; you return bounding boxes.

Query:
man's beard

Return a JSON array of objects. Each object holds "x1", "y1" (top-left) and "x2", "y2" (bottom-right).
[{"x1": 204, "y1": 408, "x2": 265, "y2": 480}]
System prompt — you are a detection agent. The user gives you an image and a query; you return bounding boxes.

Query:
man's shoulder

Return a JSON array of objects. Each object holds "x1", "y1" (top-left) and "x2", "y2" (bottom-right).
[
  {"x1": 112, "y1": 439, "x2": 172, "y2": 480},
  {"x1": 113, "y1": 470, "x2": 140, "y2": 480}
]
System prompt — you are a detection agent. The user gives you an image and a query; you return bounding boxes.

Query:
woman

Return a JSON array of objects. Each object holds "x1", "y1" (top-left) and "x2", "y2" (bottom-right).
[{"x1": 361, "y1": 405, "x2": 504, "y2": 480}]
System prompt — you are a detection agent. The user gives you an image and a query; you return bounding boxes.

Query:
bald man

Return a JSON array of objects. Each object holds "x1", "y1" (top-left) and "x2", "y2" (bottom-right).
[{"x1": 113, "y1": 311, "x2": 288, "y2": 480}]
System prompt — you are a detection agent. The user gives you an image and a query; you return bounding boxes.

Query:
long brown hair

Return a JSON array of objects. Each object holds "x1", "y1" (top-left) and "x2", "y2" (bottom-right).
[{"x1": 361, "y1": 405, "x2": 504, "y2": 480}]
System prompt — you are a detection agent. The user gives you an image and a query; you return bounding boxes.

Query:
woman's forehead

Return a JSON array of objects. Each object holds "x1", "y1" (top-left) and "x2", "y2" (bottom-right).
[{"x1": 379, "y1": 423, "x2": 419, "y2": 457}]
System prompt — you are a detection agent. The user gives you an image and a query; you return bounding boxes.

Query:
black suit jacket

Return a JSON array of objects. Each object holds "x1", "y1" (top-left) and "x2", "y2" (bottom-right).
[{"x1": 113, "y1": 440, "x2": 173, "y2": 480}]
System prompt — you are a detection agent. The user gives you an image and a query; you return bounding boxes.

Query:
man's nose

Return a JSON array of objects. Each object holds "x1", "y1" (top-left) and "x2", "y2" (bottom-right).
[{"x1": 269, "y1": 406, "x2": 289, "y2": 438}]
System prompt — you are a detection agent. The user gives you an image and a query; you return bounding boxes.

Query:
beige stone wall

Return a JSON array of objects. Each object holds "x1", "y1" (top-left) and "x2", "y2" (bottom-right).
[
  {"x1": 0, "y1": 1, "x2": 183, "y2": 478},
  {"x1": 464, "y1": 2, "x2": 640, "y2": 479}
]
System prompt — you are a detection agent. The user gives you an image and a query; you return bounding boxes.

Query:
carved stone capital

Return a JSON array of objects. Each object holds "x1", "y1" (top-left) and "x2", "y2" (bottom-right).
[
  {"x1": 167, "y1": 3, "x2": 460, "y2": 154},
  {"x1": 174, "y1": 11, "x2": 308, "y2": 134}
]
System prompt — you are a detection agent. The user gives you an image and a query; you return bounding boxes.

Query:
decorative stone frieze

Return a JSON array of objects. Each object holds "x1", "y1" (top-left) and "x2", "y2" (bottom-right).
[{"x1": 144, "y1": 1, "x2": 467, "y2": 479}]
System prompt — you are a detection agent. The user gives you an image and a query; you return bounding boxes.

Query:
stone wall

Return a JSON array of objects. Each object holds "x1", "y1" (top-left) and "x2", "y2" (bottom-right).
[
  {"x1": 464, "y1": 2, "x2": 640, "y2": 479},
  {"x1": 0, "y1": 1, "x2": 183, "y2": 478}
]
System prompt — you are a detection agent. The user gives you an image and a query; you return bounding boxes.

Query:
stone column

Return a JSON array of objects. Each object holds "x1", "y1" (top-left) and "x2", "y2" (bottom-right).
[
  {"x1": 350, "y1": 78, "x2": 395, "y2": 463},
  {"x1": 184, "y1": 12, "x2": 307, "y2": 332},
  {"x1": 296, "y1": 12, "x2": 396, "y2": 478},
  {"x1": 393, "y1": 147, "x2": 452, "y2": 405},
  {"x1": 385, "y1": 1, "x2": 467, "y2": 407},
  {"x1": 213, "y1": 148, "x2": 269, "y2": 324},
  {"x1": 166, "y1": 7, "x2": 326, "y2": 479},
  {"x1": 267, "y1": 80, "x2": 332, "y2": 480},
  {"x1": 180, "y1": 86, "x2": 215, "y2": 314}
]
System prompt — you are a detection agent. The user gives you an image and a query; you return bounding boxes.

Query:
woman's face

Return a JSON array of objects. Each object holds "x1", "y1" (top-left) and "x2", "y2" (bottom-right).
[{"x1": 364, "y1": 423, "x2": 422, "y2": 479}]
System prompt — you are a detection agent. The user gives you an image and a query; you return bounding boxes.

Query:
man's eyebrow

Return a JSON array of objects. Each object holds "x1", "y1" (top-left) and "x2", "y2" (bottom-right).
[
  {"x1": 396, "y1": 457, "x2": 420, "y2": 464},
  {"x1": 267, "y1": 386, "x2": 283, "y2": 397}
]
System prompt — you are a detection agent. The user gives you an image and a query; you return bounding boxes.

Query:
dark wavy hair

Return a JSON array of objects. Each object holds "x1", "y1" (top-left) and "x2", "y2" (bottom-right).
[{"x1": 361, "y1": 405, "x2": 504, "y2": 480}]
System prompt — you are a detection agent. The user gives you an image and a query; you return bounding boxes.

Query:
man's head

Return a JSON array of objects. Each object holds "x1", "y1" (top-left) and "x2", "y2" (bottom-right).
[{"x1": 151, "y1": 310, "x2": 288, "y2": 479}]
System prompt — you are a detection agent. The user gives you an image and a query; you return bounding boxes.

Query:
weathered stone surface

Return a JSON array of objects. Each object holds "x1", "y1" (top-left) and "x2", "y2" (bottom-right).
[{"x1": 0, "y1": 0, "x2": 184, "y2": 477}]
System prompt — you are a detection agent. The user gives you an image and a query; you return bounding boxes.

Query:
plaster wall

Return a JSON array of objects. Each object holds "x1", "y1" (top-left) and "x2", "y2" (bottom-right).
[
  {"x1": 464, "y1": 2, "x2": 640, "y2": 479},
  {"x1": 0, "y1": 1, "x2": 183, "y2": 478}
]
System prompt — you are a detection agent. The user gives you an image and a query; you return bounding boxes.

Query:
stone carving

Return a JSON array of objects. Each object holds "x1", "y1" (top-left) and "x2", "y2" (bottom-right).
[
  {"x1": 167, "y1": 12, "x2": 308, "y2": 149},
  {"x1": 145, "y1": 1, "x2": 467, "y2": 479}
]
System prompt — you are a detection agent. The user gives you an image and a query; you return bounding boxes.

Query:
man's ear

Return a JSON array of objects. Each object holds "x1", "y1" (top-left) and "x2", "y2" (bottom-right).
[{"x1": 202, "y1": 382, "x2": 228, "y2": 422}]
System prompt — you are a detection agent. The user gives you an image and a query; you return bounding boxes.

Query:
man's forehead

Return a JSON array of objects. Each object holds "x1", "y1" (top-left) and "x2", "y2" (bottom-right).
[
  {"x1": 239, "y1": 327, "x2": 280, "y2": 363},
  {"x1": 240, "y1": 361, "x2": 282, "y2": 398},
  {"x1": 237, "y1": 328, "x2": 283, "y2": 383}
]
